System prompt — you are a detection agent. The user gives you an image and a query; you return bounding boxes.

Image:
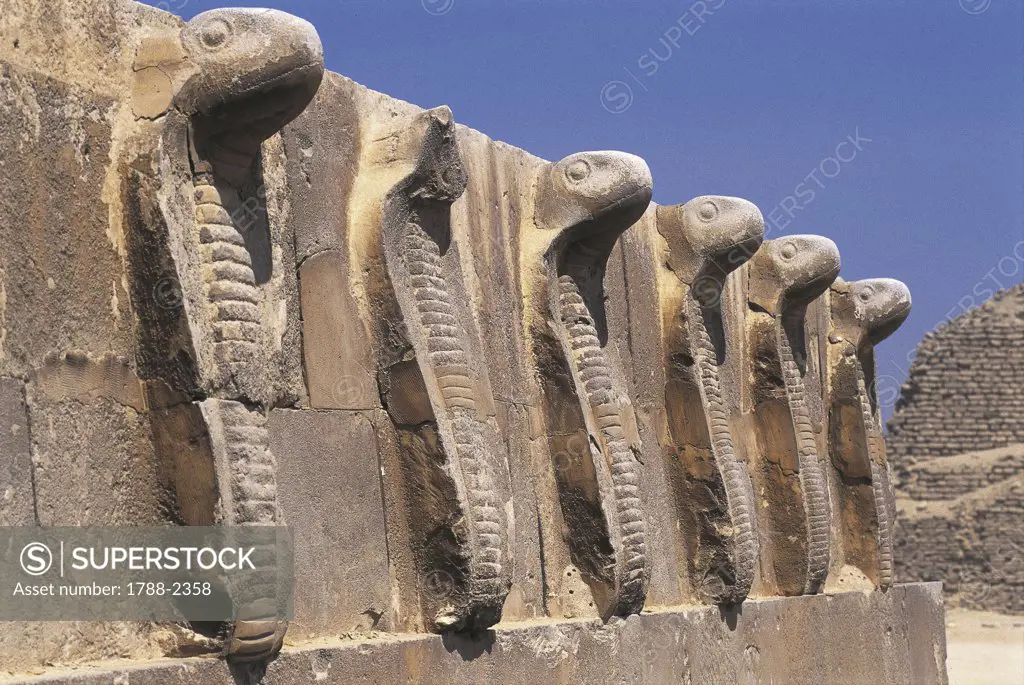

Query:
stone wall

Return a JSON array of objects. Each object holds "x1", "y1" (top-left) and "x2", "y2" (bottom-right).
[
  {"x1": 888, "y1": 285, "x2": 1024, "y2": 613},
  {"x1": 896, "y1": 474, "x2": 1024, "y2": 613},
  {"x1": 3, "y1": 584, "x2": 949, "y2": 685},
  {"x1": 889, "y1": 285, "x2": 1024, "y2": 464},
  {"x1": 899, "y1": 446, "x2": 1024, "y2": 501},
  {"x1": 0, "y1": 0, "x2": 947, "y2": 681}
]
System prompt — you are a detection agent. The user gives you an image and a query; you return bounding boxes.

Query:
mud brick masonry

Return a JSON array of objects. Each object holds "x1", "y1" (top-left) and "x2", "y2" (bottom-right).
[{"x1": 889, "y1": 284, "x2": 1024, "y2": 614}]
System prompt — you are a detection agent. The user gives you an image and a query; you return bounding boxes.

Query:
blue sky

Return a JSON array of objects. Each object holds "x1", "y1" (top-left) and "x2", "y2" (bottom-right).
[{"x1": 152, "y1": 0, "x2": 1023, "y2": 419}]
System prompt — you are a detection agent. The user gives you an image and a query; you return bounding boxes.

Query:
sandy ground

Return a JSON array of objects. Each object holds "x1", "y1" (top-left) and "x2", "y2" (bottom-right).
[{"x1": 945, "y1": 608, "x2": 1024, "y2": 684}]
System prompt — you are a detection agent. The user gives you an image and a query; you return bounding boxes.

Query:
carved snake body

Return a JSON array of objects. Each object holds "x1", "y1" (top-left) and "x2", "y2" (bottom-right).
[
  {"x1": 556, "y1": 267, "x2": 648, "y2": 607},
  {"x1": 376, "y1": 107, "x2": 511, "y2": 632},
  {"x1": 829, "y1": 278, "x2": 911, "y2": 590},
  {"x1": 530, "y1": 151, "x2": 653, "y2": 617},
  {"x1": 403, "y1": 223, "x2": 506, "y2": 611},
  {"x1": 778, "y1": 310, "x2": 831, "y2": 593},
  {"x1": 656, "y1": 196, "x2": 764, "y2": 604},
  {"x1": 748, "y1": 236, "x2": 840, "y2": 595},
  {"x1": 130, "y1": 8, "x2": 323, "y2": 661}
]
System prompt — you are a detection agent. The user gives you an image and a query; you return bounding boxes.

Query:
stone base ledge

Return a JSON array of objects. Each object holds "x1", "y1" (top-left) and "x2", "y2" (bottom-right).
[{"x1": 5, "y1": 583, "x2": 947, "y2": 685}]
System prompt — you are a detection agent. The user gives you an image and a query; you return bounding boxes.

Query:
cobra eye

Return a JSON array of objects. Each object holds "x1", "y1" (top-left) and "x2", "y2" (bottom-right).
[
  {"x1": 697, "y1": 200, "x2": 718, "y2": 222},
  {"x1": 780, "y1": 242, "x2": 797, "y2": 260},
  {"x1": 565, "y1": 160, "x2": 590, "y2": 183},
  {"x1": 858, "y1": 287, "x2": 874, "y2": 302},
  {"x1": 200, "y1": 19, "x2": 232, "y2": 49}
]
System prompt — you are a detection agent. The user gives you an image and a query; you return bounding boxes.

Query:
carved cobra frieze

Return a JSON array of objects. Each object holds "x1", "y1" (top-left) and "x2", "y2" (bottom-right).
[
  {"x1": 826, "y1": 277, "x2": 911, "y2": 590},
  {"x1": 523, "y1": 151, "x2": 653, "y2": 618},
  {"x1": 655, "y1": 196, "x2": 764, "y2": 604},
  {"x1": 744, "y1": 236, "x2": 840, "y2": 595}
]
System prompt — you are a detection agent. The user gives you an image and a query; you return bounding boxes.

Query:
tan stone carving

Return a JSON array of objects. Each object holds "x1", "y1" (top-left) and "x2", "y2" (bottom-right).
[
  {"x1": 741, "y1": 236, "x2": 839, "y2": 596},
  {"x1": 824, "y1": 277, "x2": 911, "y2": 589},
  {"x1": 124, "y1": 7, "x2": 324, "y2": 662},
  {"x1": 522, "y1": 151, "x2": 653, "y2": 619},
  {"x1": 654, "y1": 196, "x2": 764, "y2": 604},
  {"x1": 348, "y1": 105, "x2": 513, "y2": 632},
  {"x1": 0, "y1": 0, "x2": 946, "y2": 679}
]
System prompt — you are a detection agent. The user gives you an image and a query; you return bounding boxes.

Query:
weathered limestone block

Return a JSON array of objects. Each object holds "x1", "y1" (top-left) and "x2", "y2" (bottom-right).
[
  {"x1": 653, "y1": 196, "x2": 764, "y2": 604},
  {"x1": 347, "y1": 104, "x2": 513, "y2": 633},
  {"x1": 297, "y1": 248, "x2": 379, "y2": 410},
  {"x1": 281, "y1": 72, "x2": 378, "y2": 411},
  {"x1": 119, "y1": 7, "x2": 325, "y2": 663},
  {"x1": 23, "y1": 350, "x2": 159, "y2": 526},
  {"x1": 0, "y1": 377, "x2": 33, "y2": 525},
  {"x1": 29, "y1": 397, "x2": 161, "y2": 527},
  {"x1": 520, "y1": 151, "x2": 653, "y2": 619},
  {"x1": 737, "y1": 236, "x2": 840, "y2": 596},
  {"x1": 149, "y1": 401, "x2": 219, "y2": 526},
  {"x1": 269, "y1": 409, "x2": 392, "y2": 638},
  {"x1": 1, "y1": 582, "x2": 948, "y2": 685},
  {"x1": 0, "y1": 61, "x2": 134, "y2": 381},
  {"x1": 0, "y1": 0, "x2": 179, "y2": 100},
  {"x1": 823, "y1": 277, "x2": 911, "y2": 590}
]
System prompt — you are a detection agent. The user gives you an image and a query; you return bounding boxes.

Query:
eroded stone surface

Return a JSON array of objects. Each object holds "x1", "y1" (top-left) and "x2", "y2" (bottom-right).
[
  {"x1": 0, "y1": 0, "x2": 943, "y2": 678},
  {"x1": 269, "y1": 409, "x2": 392, "y2": 638},
  {"x1": 653, "y1": 196, "x2": 764, "y2": 605},
  {"x1": 823, "y1": 278, "x2": 911, "y2": 590},
  {"x1": 740, "y1": 236, "x2": 840, "y2": 597},
  {"x1": 3, "y1": 583, "x2": 948, "y2": 685},
  {"x1": 0, "y1": 377, "x2": 33, "y2": 526}
]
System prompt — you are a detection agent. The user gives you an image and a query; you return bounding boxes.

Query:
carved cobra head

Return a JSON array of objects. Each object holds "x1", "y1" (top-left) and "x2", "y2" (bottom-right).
[
  {"x1": 534, "y1": 151, "x2": 653, "y2": 242},
  {"x1": 832, "y1": 278, "x2": 912, "y2": 347},
  {"x1": 176, "y1": 8, "x2": 324, "y2": 139},
  {"x1": 398, "y1": 106, "x2": 468, "y2": 205},
  {"x1": 656, "y1": 195, "x2": 764, "y2": 300},
  {"x1": 526, "y1": 150, "x2": 651, "y2": 340},
  {"x1": 748, "y1": 235, "x2": 841, "y2": 314}
]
